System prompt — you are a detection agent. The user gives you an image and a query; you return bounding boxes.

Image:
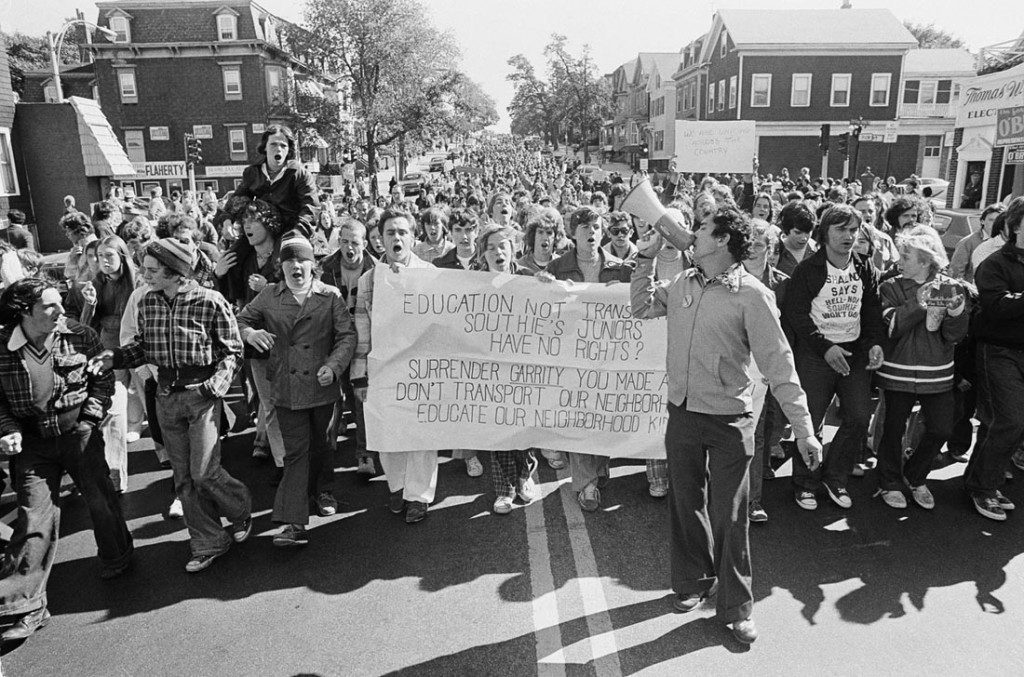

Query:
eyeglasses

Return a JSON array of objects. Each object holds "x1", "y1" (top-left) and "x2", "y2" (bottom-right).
[{"x1": 609, "y1": 227, "x2": 630, "y2": 236}]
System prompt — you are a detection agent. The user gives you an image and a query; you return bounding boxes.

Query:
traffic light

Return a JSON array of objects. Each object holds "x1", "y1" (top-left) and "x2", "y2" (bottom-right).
[
  {"x1": 640, "y1": 142, "x2": 649, "y2": 157},
  {"x1": 819, "y1": 124, "x2": 831, "y2": 151},
  {"x1": 837, "y1": 132, "x2": 850, "y2": 156},
  {"x1": 186, "y1": 134, "x2": 204, "y2": 165}
]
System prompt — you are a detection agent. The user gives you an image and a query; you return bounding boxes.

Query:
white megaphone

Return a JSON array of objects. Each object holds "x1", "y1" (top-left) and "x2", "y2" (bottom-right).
[{"x1": 619, "y1": 180, "x2": 694, "y2": 251}]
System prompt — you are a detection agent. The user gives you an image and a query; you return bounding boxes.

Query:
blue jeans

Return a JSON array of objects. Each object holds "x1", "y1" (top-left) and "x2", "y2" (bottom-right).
[
  {"x1": 965, "y1": 344, "x2": 1024, "y2": 497},
  {"x1": 792, "y1": 347, "x2": 873, "y2": 492},
  {"x1": 157, "y1": 389, "x2": 251, "y2": 556},
  {"x1": 0, "y1": 425, "x2": 133, "y2": 615}
]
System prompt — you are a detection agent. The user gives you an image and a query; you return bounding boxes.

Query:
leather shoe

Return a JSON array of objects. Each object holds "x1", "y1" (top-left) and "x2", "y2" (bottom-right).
[
  {"x1": 2, "y1": 607, "x2": 50, "y2": 642},
  {"x1": 673, "y1": 582, "x2": 718, "y2": 612},
  {"x1": 405, "y1": 501, "x2": 428, "y2": 524},
  {"x1": 731, "y1": 618, "x2": 758, "y2": 644}
]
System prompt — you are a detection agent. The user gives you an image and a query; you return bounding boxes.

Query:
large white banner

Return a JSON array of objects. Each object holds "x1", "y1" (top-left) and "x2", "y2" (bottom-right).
[
  {"x1": 364, "y1": 266, "x2": 669, "y2": 458},
  {"x1": 674, "y1": 120, "x2": 756, "y2": 173}
]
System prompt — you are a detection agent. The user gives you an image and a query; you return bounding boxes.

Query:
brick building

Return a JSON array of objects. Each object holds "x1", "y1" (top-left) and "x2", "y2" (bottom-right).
[
  {"x1": 699, "y1": 8, "x2": 919, "y2": 180},
  {"x1": 87, "y1": 0, "x2": 348, "y2": 198}
]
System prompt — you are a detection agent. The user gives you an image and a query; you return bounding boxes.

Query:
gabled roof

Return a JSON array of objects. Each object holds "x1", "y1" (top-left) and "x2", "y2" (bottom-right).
[
  {"x1": 612, "y1": 58, "x2": 637, "y2": 92},
  {"x1": 631, "y1": 52, "x2": 677, "y2": 86},
  {"x1": 711, "y1": 8, "x2": 917, "y2": 50},
  {"x1": 902, "y1": 48, "x2": 977, "y2": 77},
  {"x1": 646, "y1": 53, "x2": 680, "y2": 92},
  {"x1": 68, "y1": 97, "x2": 136, "y2": 177}
]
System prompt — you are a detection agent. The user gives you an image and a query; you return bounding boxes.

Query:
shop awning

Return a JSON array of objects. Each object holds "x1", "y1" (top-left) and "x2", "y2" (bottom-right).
[{"x1": 69, "y1": 96, "x2": 136, "y2": 177}]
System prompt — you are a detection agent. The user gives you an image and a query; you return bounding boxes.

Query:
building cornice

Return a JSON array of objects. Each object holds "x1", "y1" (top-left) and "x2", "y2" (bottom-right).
[
  {"x1": 737, "y1": 47, "x2": 910, "y2": 56},
  {"x1": 88, "y1": 40, "x2": 328, "y2": 79}
]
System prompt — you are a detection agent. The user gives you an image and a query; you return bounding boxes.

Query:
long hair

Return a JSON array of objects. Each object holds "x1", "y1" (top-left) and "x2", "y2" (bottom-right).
[
  {"x1": 95, "y1": 235, "x2": 139, "y2": 290},
  {"x1": 475, "y1": 223, "x2": 519, "y2": 271},
  {"x1": 522, "y1": 208, "x2": 567, "y2": 255}
]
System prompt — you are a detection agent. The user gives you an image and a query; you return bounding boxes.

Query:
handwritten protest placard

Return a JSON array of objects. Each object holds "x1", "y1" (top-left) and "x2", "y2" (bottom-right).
[
  {"x1": 364, "y1": 266, "x2": 669, "y2": 458},
  {"x1": 674, "y1": 120, "x2": 756, "y2": 173}
]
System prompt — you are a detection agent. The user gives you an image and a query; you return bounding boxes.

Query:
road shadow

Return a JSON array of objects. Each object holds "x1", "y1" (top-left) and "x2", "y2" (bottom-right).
[
  {"x1": 579, "y1": 458, "x2": 1024, "y2": 628},
  {"x1": 383, "y1": 598, "x2": 746, "y2": 676},
  {"x1": 38, "y1": 435, "x2": 544, "y2": 625}
]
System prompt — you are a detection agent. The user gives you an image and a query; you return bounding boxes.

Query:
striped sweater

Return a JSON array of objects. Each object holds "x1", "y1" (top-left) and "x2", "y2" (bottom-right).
[{"x1": 877, "y1": 275, "x2": 970, "y2": 394}]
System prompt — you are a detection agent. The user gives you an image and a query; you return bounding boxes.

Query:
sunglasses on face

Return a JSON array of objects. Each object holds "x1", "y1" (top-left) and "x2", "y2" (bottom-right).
[{"x1": 609, "y1": 227, "x2": 630, "y2": 236}]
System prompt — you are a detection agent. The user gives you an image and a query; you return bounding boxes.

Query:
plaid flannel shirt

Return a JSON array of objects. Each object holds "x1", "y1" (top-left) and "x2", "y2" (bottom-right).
[
  {"x1": 0, "y1": 319, "x2": 114, "y2": 438},
  {"x1": 115, "y1": 281, "x2": 242, "y2": 398}
]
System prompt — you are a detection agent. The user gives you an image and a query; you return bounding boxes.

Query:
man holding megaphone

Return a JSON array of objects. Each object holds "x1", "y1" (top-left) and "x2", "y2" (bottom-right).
[{"x1": 628, "y1": 191, "x2": 821, "y2": 645}]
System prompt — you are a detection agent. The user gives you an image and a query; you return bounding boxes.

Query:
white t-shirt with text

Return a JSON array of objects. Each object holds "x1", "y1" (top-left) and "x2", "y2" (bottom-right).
[{"x1": 810, "y1": 259, "x2": 863, "y2": 344}]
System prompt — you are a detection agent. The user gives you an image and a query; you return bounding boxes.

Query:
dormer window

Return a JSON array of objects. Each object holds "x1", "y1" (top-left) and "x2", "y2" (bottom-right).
[
  {"x1": 218, "y1": 14, "x2": 237, "y2": 40},
  {"x1": 720, "y1": 31, "x2": 728, "y2": 58},
  {"x1": 214, "y1": 7, "x2": 240, "y2": 41},
  {"x1": 109, "y1": 15, "x2": 130, "y2": 43}
]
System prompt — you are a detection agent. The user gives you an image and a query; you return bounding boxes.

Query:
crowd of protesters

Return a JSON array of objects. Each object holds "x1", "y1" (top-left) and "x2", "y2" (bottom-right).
[{"x1": 0, "y1": 125, "x2": 1022, "y2": 644}]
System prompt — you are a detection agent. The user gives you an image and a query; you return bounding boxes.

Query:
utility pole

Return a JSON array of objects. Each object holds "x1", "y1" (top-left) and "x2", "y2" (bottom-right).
[{"x1": 819, "y1": 123, "x2": 830, "y2": 180}]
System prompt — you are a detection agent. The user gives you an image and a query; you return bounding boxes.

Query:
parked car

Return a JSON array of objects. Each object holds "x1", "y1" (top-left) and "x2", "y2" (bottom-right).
[
  {"x1": 930, "y1": 208, "x2": 981, "y2": 256},
  {"x1": 428, "y1": 157, "x2": 445, "y2": 173},
  {"x1": 578, "y1": 164, "x2": 602, "y2": 178},
  {"x1": 400, "y1": 171, "x2": 427, "y2": 196},
  {"x1": 896, "y1": 177, "x2": 949, "y2": 200},
  {"x1": 38, "y1": 251, "x2": 70, "y2": 293}
]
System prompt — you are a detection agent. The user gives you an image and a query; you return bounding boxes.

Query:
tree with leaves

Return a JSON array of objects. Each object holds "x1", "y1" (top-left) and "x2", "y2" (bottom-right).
[
  {"x1": 544, "y1": 35, "x2": 612, "y2": 163},
  {"x1": 506, "y1": 35, "x2": 613, "y2": 162},
  {"x1": 3, "y1": 24, "x2": 87, "y2": 96},
  {"x1": 903, "y1": 21, "x2": 965, "y2": 50},
  {"x1": 506, "y1": 54, "x2": 560, "y2": 148},
  {"x1": 303, "y1": 0, "x2": 487, "y2": 194}
]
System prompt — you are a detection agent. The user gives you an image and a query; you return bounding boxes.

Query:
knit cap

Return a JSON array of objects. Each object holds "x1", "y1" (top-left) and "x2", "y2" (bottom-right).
[
  {"x1": 279, "y1": 231, "x2": 315, "y2": 262},
  {"x1": 147, "y1": 237, "x2": 195, "y2": 277}
]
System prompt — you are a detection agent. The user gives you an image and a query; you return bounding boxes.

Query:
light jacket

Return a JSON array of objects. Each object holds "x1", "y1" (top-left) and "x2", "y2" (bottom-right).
[
  {"x1": 631, "y1": 258, "x2": 813, "y2": 438},
  {"x1": 545, "y1": 247, "x2": 632, "y2": 283},
  {"x1": 236, "y1": 280, "x2": 356, "y2": 409}
]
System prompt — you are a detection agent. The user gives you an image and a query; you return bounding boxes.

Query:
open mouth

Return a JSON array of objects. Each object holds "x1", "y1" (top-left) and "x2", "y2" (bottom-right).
[
  {"x1": 587, "y1": 237, "x2": 595, "y2": 244},
  {"x1": 344, "y1": 250, "x2": 355, "y2": 260},
  {"x1": 540, "y1": 242, "x2": 550, "y2": 250},
  {"x1": 495, "y1": 257, "x2": 506, "y2": 265},
  {"x1": 392, "y1": 244, "x2": 403, "y2": 254}
]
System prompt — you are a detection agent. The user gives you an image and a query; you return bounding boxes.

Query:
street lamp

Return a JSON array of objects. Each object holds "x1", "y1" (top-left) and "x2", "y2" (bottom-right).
[{"x1": 47, "y1": 20, "x2": 118, "y2": 102}]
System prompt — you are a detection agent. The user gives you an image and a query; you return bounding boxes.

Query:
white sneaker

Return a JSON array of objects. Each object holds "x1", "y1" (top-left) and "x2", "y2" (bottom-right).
[
  {"x1": 877, "y1": 489, "x2": 907, "y2": 509},
  {"x1": 465, "y1": 456, "x2": 484, "y2": 477},
  {"x1": 648, "y1": 480, "x2": 669, "y2": 498},
  {"x1": 493, "y1": 496, "x2": 513, "y2": 514},
  {"x1": 167, "y1": 497, "x2": 184, "y2": 519},
  {"x1": 517, "y1": 476, "x2": 538, "y2": 503}
]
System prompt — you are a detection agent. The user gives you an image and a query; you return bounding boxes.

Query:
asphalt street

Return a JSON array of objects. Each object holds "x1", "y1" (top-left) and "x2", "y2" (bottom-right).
[{"x1": 1, "y1": 419, "x2": 1024, "y2": 676}]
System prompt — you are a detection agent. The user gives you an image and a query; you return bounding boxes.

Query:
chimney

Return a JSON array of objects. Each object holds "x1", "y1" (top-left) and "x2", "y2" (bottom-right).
[{"x1": 841, "y1": 0, "x2": 852, "y2": 7}]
